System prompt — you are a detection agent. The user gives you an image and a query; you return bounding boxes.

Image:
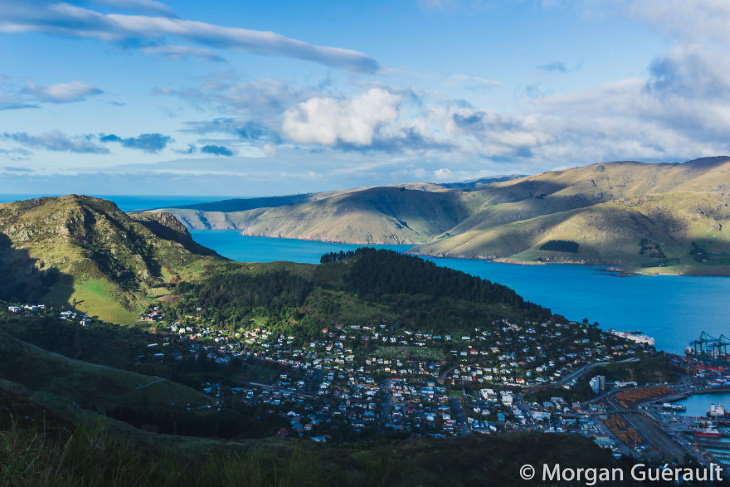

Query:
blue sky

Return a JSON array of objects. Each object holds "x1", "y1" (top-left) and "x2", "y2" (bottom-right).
[{"x1": 0, "y1": 0, "x2": 728, "y2": 196}]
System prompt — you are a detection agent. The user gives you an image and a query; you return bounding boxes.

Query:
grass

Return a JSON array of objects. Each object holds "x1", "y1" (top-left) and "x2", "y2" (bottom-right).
[
  {"x1": 71, "y1": 279, "x2": 139, "y2": 324},
  {"x1": 0, "y1": 420, "x2": 326, "y2": 487},
  {"x1": 0, "y1": 334, "x2": 212, "y2": 413},
  {"x1": 1, "y1": 412, "x2": 644, "y2": 487}
]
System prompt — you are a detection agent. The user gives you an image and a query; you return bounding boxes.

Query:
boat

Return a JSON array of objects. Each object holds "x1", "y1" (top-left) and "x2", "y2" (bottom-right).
[
  {"x1": 663, "y1": 402, "x2": 686, "y2": 412},
  {"x1": 708, "y1": 404, "x2": 727, "y2": 418},
  {"x1": 708, "y1": 404, "x2": 730, "y2": 425},
  {"x1": 693, "y1": 426, "x2": 722, "y2": 438}
]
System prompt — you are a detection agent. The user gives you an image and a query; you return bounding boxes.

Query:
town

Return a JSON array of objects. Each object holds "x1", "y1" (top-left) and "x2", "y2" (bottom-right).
[{"x1": 4, "y1": 302, "x2": 729, "y2": 471}]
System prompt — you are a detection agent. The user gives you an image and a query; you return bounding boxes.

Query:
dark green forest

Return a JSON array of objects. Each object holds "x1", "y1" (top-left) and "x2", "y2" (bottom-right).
[{"x1": 171, "y1": 249, "x2": 555, "y2": 334}]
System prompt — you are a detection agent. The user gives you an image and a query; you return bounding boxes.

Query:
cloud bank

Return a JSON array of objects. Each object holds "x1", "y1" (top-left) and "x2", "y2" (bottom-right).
[{"x1": 0, "y1": 1, "x2": 379, "y2": 71}]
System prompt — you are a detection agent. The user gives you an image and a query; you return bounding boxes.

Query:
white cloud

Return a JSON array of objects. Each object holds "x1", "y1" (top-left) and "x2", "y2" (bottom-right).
[
  {"x1": 447, "y1": 74, "x2": 502, "y2": 88},
  {"x1": 432, "y1": 167, "x2": 453, "y2": 180},
  {"x1": 1, "y1": 131, "x2": 109, "y2": 153},
  {"x1": 140, "y1": 45, "x2": 223, "y2": 61},
  {"x1": 0, "y1": 1, "x2": 379, "y2": 71},
  {"x1": 23, "y1": 81, "x2": 102, "y2": 103},
  {"x1": 282, "y1": 89, "x2": 401, "y2": 146}
]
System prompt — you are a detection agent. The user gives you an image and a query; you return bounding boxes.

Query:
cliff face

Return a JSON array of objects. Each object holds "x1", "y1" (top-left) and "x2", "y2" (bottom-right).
[{"x1": 130, "y1": 211, "x2": 219, "y2": 256}]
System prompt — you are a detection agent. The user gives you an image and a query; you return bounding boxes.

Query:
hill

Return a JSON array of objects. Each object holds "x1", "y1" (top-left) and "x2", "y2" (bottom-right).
[
  {"x1": 413, "y1": 158, "x2": 730, "y2": 271},
  {"x1": 162, "y1": 185, "x2": 485, "y2": 244},
  {"x1": 159, "y1": 157, "x2": 730, "y2": 274},
  {"x1": 0, "y1": 195, "x2": 225, "y2": 323},
  {"x1": 170, "y1": 247, "x2": 555, "y2": 335}
]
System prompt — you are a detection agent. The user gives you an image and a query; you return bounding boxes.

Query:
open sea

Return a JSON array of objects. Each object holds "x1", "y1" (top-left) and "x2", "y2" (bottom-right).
[{"x1": 3, "y1": 193, "x2": 729, "y2": 354}]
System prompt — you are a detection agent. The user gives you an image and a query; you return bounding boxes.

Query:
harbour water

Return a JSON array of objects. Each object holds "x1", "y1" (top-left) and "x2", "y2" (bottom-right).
[{"x1": 674, "y1": 393, "x2": 730, "y2": 417}]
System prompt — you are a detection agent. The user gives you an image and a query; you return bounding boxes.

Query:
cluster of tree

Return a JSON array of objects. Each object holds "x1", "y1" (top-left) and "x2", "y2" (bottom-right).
[
  {"x1": 690, "y1": 241, "x2": 709, "y2": 262},
  {"x1": 2, "y1": 315, "x2": 145, "y2": 368},
  {"x1": 183, "y1": 270, "x2": 314, "y2": 312},
  {"x1": 322, "y1": 248, "x2": 552, "y2": 322},
  {"x1": 638, "y1": 237, "x2": 666, "y2": 259},
  {"x1": 539, "y1": 240, "x2": 580, "y2": 253}
]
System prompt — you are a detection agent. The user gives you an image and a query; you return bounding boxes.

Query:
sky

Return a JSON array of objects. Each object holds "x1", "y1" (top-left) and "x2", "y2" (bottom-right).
[{"x1": 0, "y1": 0, "x2": 729, "y2": 196}]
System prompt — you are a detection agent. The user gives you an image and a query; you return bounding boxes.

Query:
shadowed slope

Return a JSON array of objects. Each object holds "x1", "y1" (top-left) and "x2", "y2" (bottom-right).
[{"x1": 0, "y1": 195, "x2": 224, "y2": 323}]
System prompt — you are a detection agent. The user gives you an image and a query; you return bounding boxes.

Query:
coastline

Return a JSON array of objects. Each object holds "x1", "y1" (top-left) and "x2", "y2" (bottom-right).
[{"x1": 190, "y1": 228, "x2": 730, "y2": 278}]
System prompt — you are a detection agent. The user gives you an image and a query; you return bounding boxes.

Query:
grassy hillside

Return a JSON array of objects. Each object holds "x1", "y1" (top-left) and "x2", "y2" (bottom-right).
[
  {"x1": 159, "y1": 157, "x2": 730, "y2": 274},
  {"x1": 0, "y1": 195, "x2": 225, "y2": 323},
  {"x1": 0, "y1": 333, "x2": 212, "y2": 414},
  {"x1": 163, "y1": 186, "x2": 486, "y2": 244},
  {"x1": 412, "y1": 158, "x2": 730, "y2": 273},
  {"x1": 0, "y1": 354, "x2": 639, "y2": 487},
  {"x1": 415, "y1": 191, "x2": 730, "y2": 267}
]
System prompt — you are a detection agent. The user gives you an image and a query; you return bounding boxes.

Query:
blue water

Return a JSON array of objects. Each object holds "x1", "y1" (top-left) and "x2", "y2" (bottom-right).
[
  {"x1": 673, "y1": 393, "x2": 730, "y2": 417},
  {"x1": 191, "y1": 231, "x2": 410, "y2": 265},
  {"x1": 190, "y1": 230, "x2": 730, "y2": 354},
  {"x1": 0, "y1": 194, "x2": 230, "y2": 212}
]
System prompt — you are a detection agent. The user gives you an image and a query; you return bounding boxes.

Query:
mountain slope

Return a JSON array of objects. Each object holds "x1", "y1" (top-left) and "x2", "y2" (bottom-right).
[
  {"x1": 165, "y1": 186, "x2": 488, "y2": 244},
  {"x1": 415, "y1": 192, "x2": 730, "y2": 266},
  {"x1": 412, "y1": 158, "x2": 730, "y2": 270},
  {"x1": 0, "y1": 195, "x2": 224, "y2": 323},
  {"x1": 160, "y1": 157, "x2": 730, "y2": 273}
]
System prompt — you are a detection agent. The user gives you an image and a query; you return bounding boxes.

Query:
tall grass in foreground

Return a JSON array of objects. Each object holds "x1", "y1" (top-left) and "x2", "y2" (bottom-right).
[{"x1": 0, "y1": 420, "x2": 324, "y2": 487}]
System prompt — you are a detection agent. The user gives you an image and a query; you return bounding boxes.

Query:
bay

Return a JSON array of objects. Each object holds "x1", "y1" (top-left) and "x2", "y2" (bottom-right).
[{"x1": 190, "y1": 230, "x2": 410, "y2": 264}]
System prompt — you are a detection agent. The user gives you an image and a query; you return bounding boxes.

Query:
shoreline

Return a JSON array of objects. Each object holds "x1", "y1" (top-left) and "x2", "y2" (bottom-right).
[{"x1": 193, "y1": 229, "x2": 730, "y2": 278}]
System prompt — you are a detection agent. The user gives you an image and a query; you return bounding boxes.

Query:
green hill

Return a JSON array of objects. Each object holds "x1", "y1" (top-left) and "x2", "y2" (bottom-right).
[
  {"x1": 0, "y1": 194, "x2": 559, "y2": 330},
  {"x1": 0, "y1": 333, "x2": 212, "y2": 414},
  {"x1": 159, "y1": 157, "x2": 730, "y2": 274},
  {"x1": 0, "y1": 195, "x2": 225, "y2": 323}
]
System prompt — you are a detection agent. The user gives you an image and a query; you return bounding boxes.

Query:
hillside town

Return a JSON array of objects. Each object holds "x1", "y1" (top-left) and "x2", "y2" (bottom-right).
[
  {"x1": 135, "y1": 305, "x2": 656, "y2": 447},
  {"x1": 5, "y1": 302, "x2": 729, "y2": 469}
]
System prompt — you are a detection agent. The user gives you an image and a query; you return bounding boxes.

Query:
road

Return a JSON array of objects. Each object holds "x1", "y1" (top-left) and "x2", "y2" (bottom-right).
[
  {"x1": 380, "y1": 379, "x2": 393, "y2": 429},
  {"x1": 449, "y1": 395, "x2": 470, "y2": 437}
]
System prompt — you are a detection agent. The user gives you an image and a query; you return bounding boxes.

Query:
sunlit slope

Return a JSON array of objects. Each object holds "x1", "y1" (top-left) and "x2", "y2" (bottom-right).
[
  {"x1": 414, "y1": 191, "x2": 730, "y2": 270},
  {"x1": 159, "y1": 157, "x2": 730, "y2": 272},
  {"x1": 165, "y1": 186, "x2": 486, "y2": 244},
  {"x1": 0, "y1": 195, "x2": 224, "y2": 323}
]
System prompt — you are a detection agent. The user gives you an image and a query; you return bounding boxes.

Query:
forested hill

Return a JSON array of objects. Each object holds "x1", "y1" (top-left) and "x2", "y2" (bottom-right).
[
  {"x1": 323, "y1": 248, "x2": 552, "y2": 322},
  {"x1": 173, "y1": 248, "x2": 555, "y2": 335}
]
